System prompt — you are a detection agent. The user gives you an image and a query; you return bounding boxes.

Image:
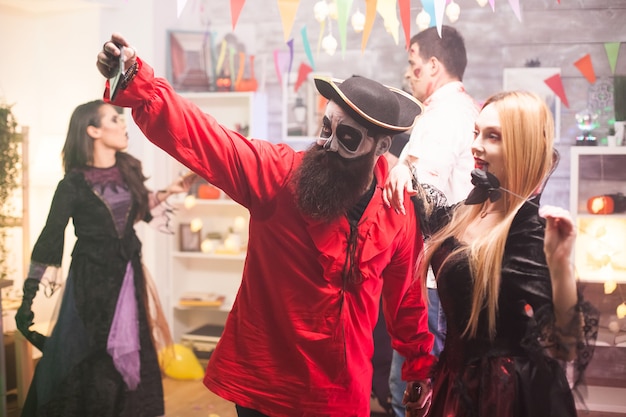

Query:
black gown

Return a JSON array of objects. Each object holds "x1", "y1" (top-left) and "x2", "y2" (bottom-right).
[
  {"x1": 22, "y1": 166, "x2": 164, "y2": 417},
  {"x1": 415, "y1": 191, "x2": 598, "y2": 417}
]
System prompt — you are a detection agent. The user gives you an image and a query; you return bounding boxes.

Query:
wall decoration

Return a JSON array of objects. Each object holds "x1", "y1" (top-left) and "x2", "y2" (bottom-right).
[
  {"x1": 179, "y1": 223, "x2": 202, "y2": 252},
  {"x1": 503, "y1": 67, "x2": 562, "y2": 142},
  {"x1": 167, "y1": 30, "x2": 215, "y2": 92}
]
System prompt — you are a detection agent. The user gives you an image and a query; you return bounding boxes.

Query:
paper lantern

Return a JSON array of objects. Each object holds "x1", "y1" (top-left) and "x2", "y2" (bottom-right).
[
  {"x1": 416, "y1": 9, "x2": 431, "y2": 31},
  {"x1": 322, "y1": 33, "x2": 338, "y2": 55},
  {"x1": 314, "y1": 1, "x2": 329, "y2": 23},
  {"x1": 446, "y1": 1, "x2": 461, "y2": 23},
  {"x1": 351, "y1": 10, "x2": 365, "y2": 33}
]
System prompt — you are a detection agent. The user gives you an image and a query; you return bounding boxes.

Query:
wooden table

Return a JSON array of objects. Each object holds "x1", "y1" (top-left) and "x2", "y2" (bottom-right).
[{"x1": 0, "y1": 279, "x2": 14, "y2": 417}]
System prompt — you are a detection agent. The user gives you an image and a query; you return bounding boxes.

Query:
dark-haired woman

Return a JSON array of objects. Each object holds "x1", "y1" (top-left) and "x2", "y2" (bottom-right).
[{"x1": 15, "y1": 100, "x2": 194, "y2": 417}]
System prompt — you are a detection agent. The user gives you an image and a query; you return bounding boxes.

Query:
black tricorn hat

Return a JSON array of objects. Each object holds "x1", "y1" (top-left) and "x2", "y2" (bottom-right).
[{"x1": 314, "y1": 75, "x2": 423, "y2": 136}]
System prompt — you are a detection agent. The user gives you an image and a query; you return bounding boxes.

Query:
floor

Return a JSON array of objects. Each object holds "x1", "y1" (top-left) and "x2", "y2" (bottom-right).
[{"x1": 6, "y1": 379, "x2": 626, "y2": 417}]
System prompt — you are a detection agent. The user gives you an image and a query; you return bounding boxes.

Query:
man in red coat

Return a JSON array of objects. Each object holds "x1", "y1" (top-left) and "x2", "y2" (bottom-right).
[{"x1": 97, "y1": 33, "x2": 436, "y2": 417}]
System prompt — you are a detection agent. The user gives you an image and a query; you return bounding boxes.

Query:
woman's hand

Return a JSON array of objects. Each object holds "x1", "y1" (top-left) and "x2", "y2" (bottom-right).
[
  {"x1": 383, "y1": 163, "x2": 416, "y2": 215},
  {"x1": 403, "y1": 379, "x2": 432, "y2": 417},
  {"x1": 540, "y1": 205, "x2": 575, "y2": 269}
]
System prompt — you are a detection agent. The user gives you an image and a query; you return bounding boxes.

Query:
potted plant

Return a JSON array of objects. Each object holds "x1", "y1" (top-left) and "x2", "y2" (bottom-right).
[{"x1": 0, "y1": 103, "x2": 23, "y2": 281}]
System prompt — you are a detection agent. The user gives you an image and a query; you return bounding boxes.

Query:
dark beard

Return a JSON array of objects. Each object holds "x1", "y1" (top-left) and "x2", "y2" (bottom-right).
[{"x1": 292, "y1": 144, "x2": 377, "y2": 221}]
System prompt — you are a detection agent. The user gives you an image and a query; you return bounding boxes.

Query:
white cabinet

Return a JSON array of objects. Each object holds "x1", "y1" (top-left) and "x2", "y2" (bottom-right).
[
  {"x1": 167, "y1": 196, "x2": 249, "y2": 342},
  {"x1": 165, "y1": 92, "x2": 264, "y2": 342},
  {"x1": 569, "y1": 147, "x2": 626, "y2": 283},
  {"x1": 180, "y1": 91, "x2": 268, "y2": 140},
  {"x1": 569, "y1": 146, "x2": 626, "y2": 413}
]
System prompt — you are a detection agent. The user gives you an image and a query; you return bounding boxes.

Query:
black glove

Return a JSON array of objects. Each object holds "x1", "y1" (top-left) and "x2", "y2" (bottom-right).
[{"x1": 15, "y1": 278, "x2": 47, "y2": 351}]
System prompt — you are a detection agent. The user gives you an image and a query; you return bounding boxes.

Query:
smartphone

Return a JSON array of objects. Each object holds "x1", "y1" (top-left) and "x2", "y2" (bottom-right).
[{"x1": 109, "y1": 45, "x2": 125, "y2": 101}]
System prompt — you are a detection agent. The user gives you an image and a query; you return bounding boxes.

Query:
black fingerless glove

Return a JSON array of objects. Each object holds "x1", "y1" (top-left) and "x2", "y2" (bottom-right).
[{"x1": 15, "y1": 278, "x2": 47, "y2": 351}]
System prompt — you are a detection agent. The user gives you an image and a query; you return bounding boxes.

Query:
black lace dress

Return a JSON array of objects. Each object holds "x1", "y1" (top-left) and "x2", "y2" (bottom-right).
[
  {"x1": 21, "y1": 166, "x2": 164, "y2": 417},
  {"x1": 414, "y1": 190, "x2": 598, "y2": 417}
]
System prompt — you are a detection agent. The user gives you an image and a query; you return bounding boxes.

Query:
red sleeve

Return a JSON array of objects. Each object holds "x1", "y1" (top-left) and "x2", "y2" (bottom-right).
[
  {"x1": 105, "y1": 58, "x2": 295, "y2": 210},
  {"x1": 382, "y1": 196, "x2": 436, "y2": 381}
]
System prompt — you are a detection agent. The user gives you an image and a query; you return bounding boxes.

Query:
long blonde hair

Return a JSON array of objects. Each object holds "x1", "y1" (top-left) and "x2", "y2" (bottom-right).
[{"x1": 421, "y1": 91, "x2": 555, "y2": 339}]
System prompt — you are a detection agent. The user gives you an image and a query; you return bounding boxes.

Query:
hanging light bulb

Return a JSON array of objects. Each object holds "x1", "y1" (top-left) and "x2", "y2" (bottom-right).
[
  {"x1": 322, "y1": 33, "x2": 338, "y2": 56},
  {"x1": 476, "y1": 0, "x2": 489, "y2": 7},
  {"x1": 617, "y1": 302, "x2": 626, "y2": 319},
  {"x1": 327, "y1": 0, "x2": 338, "y2": 20},
  {"x1": 416, "y1": 9, "x2": 431, "y2": 31},
  {"x1": 190, "y1": 218, "x2": 203, "y2": 233},
  {"x1": 183, "y1": 194, "x2": 196, "y2": 209},
  {"x1": 351, "y1": 10, "x2": 365, "y2": 33},
  {"x1": 446, "y1": 1, "x2": 461, "y2": 23},
  {"x1": 314, "y1": 1, "x2": 329, "y2": 23}
]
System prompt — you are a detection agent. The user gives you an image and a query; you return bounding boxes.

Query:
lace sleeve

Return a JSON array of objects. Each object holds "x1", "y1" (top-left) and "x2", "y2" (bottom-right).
[
  {"x1": 522, "y1": 289, "x2": 599, "y2": 390},
  {"x1": 411, "y1": 179, "x2": 453, "y2": 239}
]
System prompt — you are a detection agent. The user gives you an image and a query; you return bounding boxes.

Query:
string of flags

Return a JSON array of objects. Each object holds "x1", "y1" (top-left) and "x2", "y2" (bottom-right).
[
  {"x1": 173, "y1": 0, "x2": 623, "y2": 101},
  {"x1": 545, "y1": 43, "x2": 622, "y2": 109}
]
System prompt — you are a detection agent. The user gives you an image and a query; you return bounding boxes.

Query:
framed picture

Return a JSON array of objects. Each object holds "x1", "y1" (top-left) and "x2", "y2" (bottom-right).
[
  {"x1": 281, "y1": 71, "x2": 330, "y2": 150},
  {"x1": 167, "y1": 30, "x2": 215, "y2": 92},
  {"x1": 179, "y1": 223, "x2": 201, "y2": 252},
  {"x1": 503, "y1": 68, "x2": 561, "y2": 142}
]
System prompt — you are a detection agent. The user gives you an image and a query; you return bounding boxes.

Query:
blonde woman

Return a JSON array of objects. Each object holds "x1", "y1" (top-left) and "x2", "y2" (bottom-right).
[{"x1": 384, "y1": 91, "x2": 598, "y2": 417}]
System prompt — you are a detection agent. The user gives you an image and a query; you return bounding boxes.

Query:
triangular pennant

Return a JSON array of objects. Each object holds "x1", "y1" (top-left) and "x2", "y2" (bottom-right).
[
  {"x1": 507, "y1": 0, "x2": 521, "y2": 21},
  {"x1": 421, "y1": 0, "x2": 436, "y2": 28},
  {"x1": 434, "y1": 0, "x2": 446, "y2": 36},
  {"x1": 287, "y1": 39, "x2": 295, "y2": 78},
  {"x1": 361, "y1": 0, "x2": 378, "y2": 52},
  {"x1": 294, "y1": 62, "x2": 313, "y2": 92},
  {"x1": 177, "y1": 0, "x2": 189, "y2": 18},
  {"x1": 398, "y1": 0, "x2": 410, "y2": 49},
  {"x1": 230, "y1": 0, "x2": 246, "y2": 30},
  {"x1": 489, "y1": 0, "x2": 495, "y2": 11},
  {"x1": 277, "y1": 0, "x2": 300, "y2": 42},
  {"x1": 604, "y1": 42, "x2": 621, "y2": 75},
  {"x1": 377, "y1": 0, "x2": 399, "y2": 45},
  {"x1": 574, "y1": 53, "x2": 596, "y2": 84},
  {"x1": 336, "y1": 0, "x2": 353, "y2": 57},
  {"x1": 301, "y1": 26, "x2": 315, "y2": 70},
  {"x1": 274, "y1": 49, "x2": 291, "y2": 87},
  {"x1": 544, "y1": 73, "x2": 569, "y2": 108}
]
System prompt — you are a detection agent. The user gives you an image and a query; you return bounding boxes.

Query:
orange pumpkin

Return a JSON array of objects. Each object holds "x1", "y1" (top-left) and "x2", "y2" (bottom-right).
[{"x1": 197, "y1": 184, "x2": 221, "y2": 199}]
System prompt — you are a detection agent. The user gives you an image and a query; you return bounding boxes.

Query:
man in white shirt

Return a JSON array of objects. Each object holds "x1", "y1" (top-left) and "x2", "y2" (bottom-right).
[{"x1": 387, "y1": 25, "x2": 479, "y2": 417}]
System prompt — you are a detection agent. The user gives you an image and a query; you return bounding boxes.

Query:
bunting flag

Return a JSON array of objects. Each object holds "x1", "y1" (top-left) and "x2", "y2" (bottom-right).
[
  {"x1": 301, "y1": 26, "x2": 315, "y2": 70},
  {"x1": 230, "y1": 0, "x2": 246, "y2": 30},
  {"x1": 604, "y1": 42, "x2": 621, "y2": 74},
  {"x1": 216, "y1": 40, "x2": 228, "y2": 76},
  {"x1": 287, "y1": 38, "x2": 295, "y2": 79},
  {"x1": 336, "y1": 0, "x2": 353, "y2": 57},
  {"x1": 295, "y1": 62, "x2": 313, "y2": 92},
  {"x1": 177, "y1": 0, "x2": 189, "y2": 17},
  {"x1": 277, "y1": 0, "x2": 301, "y2": 42},
  {"x1": 361, "y1": 0, "x2": 378, "y2": 52},
  {"x1": 489, "y1": 0, "x2": 495, "y2": 11},
  {"x1": 574, "y1": 53, "x2": 596, "y2": 84},
  {"x1": 377, "y1": 0, "x2": 399, "y2": 45},
  {"x1": 274, "y1": 49, "x2": 291, "y2": 87},
  {"x1": 544, "y1": 73, "x2": 569, "y2": 108},
  {"x1": 507, "y1": 0, "x2": 522, "y2": 21},
  {"x1": 398, "y1": 0, "x2": 410, "y2": 48},
  {"x1": 421, "y1": 0, "x2": 436, "y2": 28},
  {"x1": 434, "y1": 0, "x2": 446, "y2": 36}
]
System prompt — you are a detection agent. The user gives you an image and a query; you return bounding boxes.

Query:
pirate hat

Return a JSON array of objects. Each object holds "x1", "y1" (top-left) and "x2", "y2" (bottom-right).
[{"x1": 314, "y1": 75, "x2": 423, "y2": 136}]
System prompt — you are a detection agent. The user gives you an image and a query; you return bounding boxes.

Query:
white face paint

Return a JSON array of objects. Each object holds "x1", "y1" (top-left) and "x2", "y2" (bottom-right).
[{"x1": 316, "y1": 101, "x2": 376, "y2": 159}]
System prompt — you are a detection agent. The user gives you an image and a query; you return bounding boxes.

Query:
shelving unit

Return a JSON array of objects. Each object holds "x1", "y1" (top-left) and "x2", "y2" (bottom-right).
[
  {"x1": 166, "y1": 92, "x2": 264, "y2": 343},
  {"x1": 569, "y1": 146, "x2": 626, "y2": 413}
]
